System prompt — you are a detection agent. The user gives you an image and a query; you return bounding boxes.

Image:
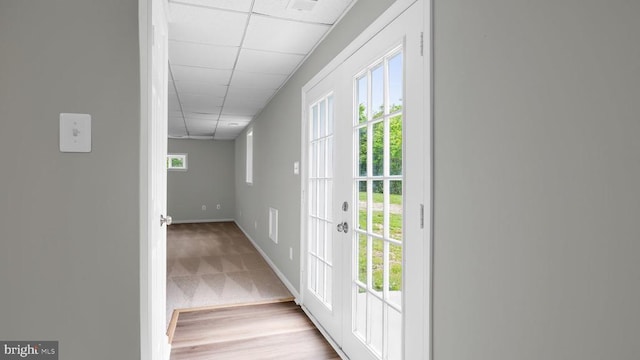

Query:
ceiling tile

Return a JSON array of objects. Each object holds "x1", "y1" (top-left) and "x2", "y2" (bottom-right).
[
  {"x1": 168, "y1": 3, "x2": 248, "y2": 46},
  {"x1": 217, "y1": 117, "x2": 252, "y2": 135},
  {"x1": 214, "y1": 134, "x2": 239, "y2": 140},
  {"x1": 169, "y1": 116, "x2": 185, "y2": 124},
  {"x1": 253, "y1": 0, "x2": 352, "y2": 24},
  {"x1": 225, "y1": 87, "x2": 276, "y2": 108},
  {"x1": 190, "y1": 132, "x2": 215, "y2": 137},
  {"x1": 181, "y1": 105, "x2": 221, "y2": 114},
  {"x1": 169, "y1": 0, "x2": 253, "y2": 12},
  {"x1": 183, "y1": 112, "x2": 219, "y2": 120},
  {"x1": 230, "y1": 71, "x2": 288, "y2": 89},
  {"x1": 220, "y1": 106, "x2": 261, "y2": 116},
  {"x1": 217, "y1": 122, "x2": 249, "y2": 130},
  {"x1": 226, "y1": 87, "x2": 276, "y2": 98},
  {"x1": 168, "y1": 91, "x2": 181, "y2": 111},
  {"x1": 171, "y1": 65, "x2": 232, "y2": 85},
  {"x1": 243, "y1": 15, "x2": 330, "y2": 54},
  {"x1": 214, "y1": 135, "x2": 240, "y2": 140},
  {"x1": 174, "y1": 81, "x2": 228, "y2": 97},
  {"x1": 219, "y1": 115, "x2": 253, "y2": 123},
  {"x1": 169, "y1": 41, "x2": 237, "y2": 69},
  {"x1": 215, "y1": 126, "x2": 243, "y2": 132},
  {"x1": 186, "y1": 118, "x2": 217, "y2": 133},
  {"x1": 220, "y1": 104, "x2": 263, "y2": 116},
  {"x1": 215, "y1": 126, "x2": 244, "y2": 133},
  {"x1": 185, "y1": 119, "x2": 217, "y2": 128},
  {"x1": 165, "y1": 0, "x2": 355, "y2": 141},
  {"x1": 235, "y1": 48, "x2": 304, "y2": 75},
  {"x1": 222, "y1": 99, "x2": 267, "y2": 113},
  {"x1": 169, "y1": 117, "x2": 188, "y2": 137},
  {"x1": 214, "y1": 127, "x2": 243, "y2": 140},
  {"x1": 180, "y1": 97, "x2": 223, "y2": 114},
  {"x1": 180, "y1": 93, "x2": 224, "y2": 107}
]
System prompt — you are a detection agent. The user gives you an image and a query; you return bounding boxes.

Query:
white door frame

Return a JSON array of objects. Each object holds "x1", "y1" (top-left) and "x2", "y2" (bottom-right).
[
  {"x1": 300, "y1": 0, "x2": 432, "y2": 358},
  {"x1": 139, "y1": 0, "x2": 170, "y2": 359},
  {"x1": 139, "y1": 0, "x2": 152, "y2": 357},
  {"x1": 138, "y1": 0, "x2": 433, "y2": 358}
]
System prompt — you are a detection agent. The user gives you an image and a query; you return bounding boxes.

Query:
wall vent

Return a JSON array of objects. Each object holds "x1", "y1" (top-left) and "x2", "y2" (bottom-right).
[{"x1": 269, "y1": 208, "x2": 279, "y2": 244}]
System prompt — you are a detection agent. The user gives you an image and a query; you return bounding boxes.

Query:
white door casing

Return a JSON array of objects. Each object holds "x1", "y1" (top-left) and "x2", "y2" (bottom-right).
[{"x1": 140, "y1": 0, "x2": 170, "y2": 359}]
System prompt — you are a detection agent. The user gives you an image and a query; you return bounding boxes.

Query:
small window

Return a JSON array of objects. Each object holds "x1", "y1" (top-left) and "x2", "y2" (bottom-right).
[
  {"x1": 167, "y1": 154, "x2": 187, "y2": 170},
  {"x1": 246, "y1": 128, "x2": 253, "y2": 184}
]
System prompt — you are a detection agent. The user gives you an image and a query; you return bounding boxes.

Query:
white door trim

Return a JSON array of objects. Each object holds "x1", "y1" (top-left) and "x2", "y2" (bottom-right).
[
  {"x1": 425, "y1": 0, "x2": 433, "y2": 358},
  {"x1": 139, "y1": 0, "x2": 170, "y2": 359},
  {"x1": 139, "y1": 1, "x2": 152, "y2": 359}
]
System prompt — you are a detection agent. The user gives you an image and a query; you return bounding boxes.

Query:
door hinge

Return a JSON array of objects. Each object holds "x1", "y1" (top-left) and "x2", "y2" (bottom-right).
[
  {"x1": 420, "y1": 204, "x2": 424, "y2": 229},
  {"x1": 420, "y1": 32, "x2": 424, "y2": 57}
]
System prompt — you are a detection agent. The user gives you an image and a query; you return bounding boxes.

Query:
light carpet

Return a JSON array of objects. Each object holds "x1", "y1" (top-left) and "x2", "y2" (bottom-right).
[{"x1": 166, "y1": 222, "x2": 292, "y2": 327}]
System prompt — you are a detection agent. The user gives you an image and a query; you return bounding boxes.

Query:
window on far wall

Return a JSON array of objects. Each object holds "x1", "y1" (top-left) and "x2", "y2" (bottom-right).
[
  {"x1": 167, "y1": 153, "x2": 187, "y2": 170},
  {"x1": 246, "y1": 128, "x2": 253, "y2": 184}
]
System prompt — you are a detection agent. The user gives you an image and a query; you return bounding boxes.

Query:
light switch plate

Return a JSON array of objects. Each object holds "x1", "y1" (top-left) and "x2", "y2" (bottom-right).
[{"x1": 60, "y1": 113, "x2": 91, "y2": 152}]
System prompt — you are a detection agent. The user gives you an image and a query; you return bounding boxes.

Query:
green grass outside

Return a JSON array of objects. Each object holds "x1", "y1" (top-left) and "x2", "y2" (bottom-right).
[
  {"x1": 359, "y1": 210, "x2": 402, "y2": 240},
  {"x1": 358, "y1": 234, "x2": 403, "y2": 292},
  {"x1": 359, "y1": 191, "x2": 402, "y2": 205},
  {"x1": 357, "y1": 192, "x2": 403, "y2": 292}
]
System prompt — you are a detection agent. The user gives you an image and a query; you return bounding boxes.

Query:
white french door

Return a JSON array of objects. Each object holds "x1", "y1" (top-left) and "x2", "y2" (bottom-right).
[
  {"x1": 304, "y1": 67, "x2": 344, "y2": 341},
  {"x1": 302, "y1": 1, "x2": 426, "y2": 359}
]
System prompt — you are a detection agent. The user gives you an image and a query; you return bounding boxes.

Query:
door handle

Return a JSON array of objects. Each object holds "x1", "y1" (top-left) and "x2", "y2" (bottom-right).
[
  {"x1": 336, "y1": 221, "x2": 349, "y2": 234},
  {"x1": 160, "y1": 214, "x2": 173, "y2": 226}
]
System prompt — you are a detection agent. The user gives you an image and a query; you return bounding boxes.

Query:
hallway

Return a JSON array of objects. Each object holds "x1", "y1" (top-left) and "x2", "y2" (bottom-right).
[{"x1": 166, "y1": 222, "x2": 293, "y2": 325}]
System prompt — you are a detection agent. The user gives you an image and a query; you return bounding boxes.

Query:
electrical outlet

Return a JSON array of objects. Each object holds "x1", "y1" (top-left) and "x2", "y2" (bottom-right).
[
  {"x1": 201, "y1": 205, "x2": 206, "y2": 211},
  {"x1": 289, "y1": 247, "x2": 293, "y2": 260},
  {"x1": 254, "y1": 221, "x2": 257, "y2": 229},
  {"x1": 216, "y1": 204, "x2": 221, "y2": 210}
]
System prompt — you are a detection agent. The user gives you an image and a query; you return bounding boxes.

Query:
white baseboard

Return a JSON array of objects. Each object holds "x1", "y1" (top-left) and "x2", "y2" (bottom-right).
[
  {"x1": 163, "y1": 339, "x2": 171, "y2": 360},
  {"x1": 234, "y1": 221, "x2": 301, "y2": 301},
  {"x1": 300, "y1": 305, "x2": 350, "y2": 360},
  {"x1": 171, "y1": 218, "x2": 234, "y2": 224}
]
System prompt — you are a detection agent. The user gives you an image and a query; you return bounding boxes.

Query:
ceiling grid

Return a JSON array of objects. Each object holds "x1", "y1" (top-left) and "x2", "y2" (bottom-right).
[{"x1": 167, "y1": 0, "x2": 354, "y2": 140}]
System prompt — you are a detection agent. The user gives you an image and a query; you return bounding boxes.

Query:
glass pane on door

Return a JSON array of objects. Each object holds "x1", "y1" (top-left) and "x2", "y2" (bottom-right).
[
  {"x1": 308, "y1": 93, "x2": 335, "y2": 309},
  {"x1": 352, "y1": 47, "x2": 404, "y2": 360}
]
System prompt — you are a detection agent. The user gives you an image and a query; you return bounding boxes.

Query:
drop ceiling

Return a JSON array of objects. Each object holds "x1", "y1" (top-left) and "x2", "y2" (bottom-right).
[{"x1": 167, "y1": 0, "x2": 355, "y2": 140}]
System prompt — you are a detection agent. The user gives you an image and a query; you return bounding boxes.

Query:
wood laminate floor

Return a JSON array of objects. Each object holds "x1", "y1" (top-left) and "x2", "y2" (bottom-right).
[{"x1": 170, "y1": 300, "x2": 341, "y2": 360}]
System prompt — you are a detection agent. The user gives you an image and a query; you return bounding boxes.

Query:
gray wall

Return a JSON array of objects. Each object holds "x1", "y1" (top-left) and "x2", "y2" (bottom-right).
[
  {"x1": 0, "y1": 1, "x2": 140, "y2": 359},
  {"x1": 234, "y1": 0, "x2": 396, "y2": 292},
  {"x1": 434, "y1": 1, "x2": 640, "y2": 359},
  {"x1": 168, "y1": 139, "x2": 235, "y2": 222}
]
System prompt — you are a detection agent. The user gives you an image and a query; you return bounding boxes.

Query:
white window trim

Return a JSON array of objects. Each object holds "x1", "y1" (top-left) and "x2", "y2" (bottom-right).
[
  {"x1": 167, "y1": 153, "x2": 187, "y2": 171},
  {"x1": 246, "y1": 128, "x2": 253, "y2": 184}
]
